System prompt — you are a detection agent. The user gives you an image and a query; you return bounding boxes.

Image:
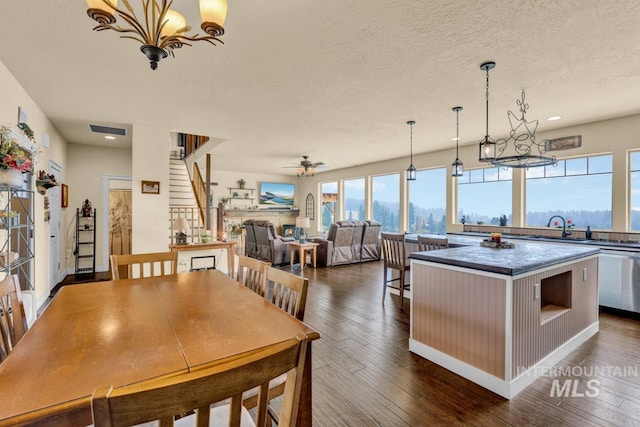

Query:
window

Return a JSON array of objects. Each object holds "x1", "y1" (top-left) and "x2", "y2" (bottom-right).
[
  {"x1": 321, "y1": 181, "x2": 337, "y2": 232},
  {"x1": 630, "y1": 152, "x2": 640, "y2": 230},
  {"x1": 457, "y1": 167, "x2": 512, "y2": 225},
  {"x1": 526, "y1": 154, "x2": 612, "y2": 229},
  {"x1": 408, "y1": 168, "x2": 446, "y2": 233},
  {"x1": 372, "y1": 174, "x2": 400, "y2": 232},
  {"x1": 343, "y1": 178, "x2": 365, "y2": 221}
]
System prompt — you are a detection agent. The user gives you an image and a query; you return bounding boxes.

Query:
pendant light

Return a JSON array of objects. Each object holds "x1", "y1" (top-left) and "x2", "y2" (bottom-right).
[
  {"x1": 451, "y1": 106, "x2": 463, "y2": 177},
  {"x1": 478, "y1": 61, "x2": 497, "y2": 162},
  {"x1": 476, "y1": 60, "x2": 557, "y2": 168},
  {"x1": 406, "y1": 120, "x2": 416, "y2": 181}
]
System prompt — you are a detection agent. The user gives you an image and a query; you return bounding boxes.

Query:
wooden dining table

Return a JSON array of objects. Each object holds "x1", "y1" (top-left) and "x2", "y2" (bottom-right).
[{"x1": 0, "y1": 269, "x2": 320, "y2": 426}]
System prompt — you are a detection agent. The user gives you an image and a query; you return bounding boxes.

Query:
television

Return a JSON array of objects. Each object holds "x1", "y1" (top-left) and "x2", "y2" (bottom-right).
[{"x1": 259, "y1": 182, "x2": 295, "y2": 207}]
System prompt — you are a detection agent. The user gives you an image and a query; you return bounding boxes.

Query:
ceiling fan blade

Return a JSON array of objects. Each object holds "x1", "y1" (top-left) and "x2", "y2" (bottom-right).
[{"x1": 312, "y1": 162, "x2": 326, "y2": 167}]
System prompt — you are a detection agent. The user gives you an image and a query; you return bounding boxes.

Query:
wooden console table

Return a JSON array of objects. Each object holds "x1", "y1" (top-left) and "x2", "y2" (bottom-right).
[{"x1": 171, "y1": 241, "x2": 237, "y2": 277}]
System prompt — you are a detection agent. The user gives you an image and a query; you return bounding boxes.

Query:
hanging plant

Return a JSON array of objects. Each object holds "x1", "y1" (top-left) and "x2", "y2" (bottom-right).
[{"x1": 18, "y1": 122, "x2": 35, "y2": 142}]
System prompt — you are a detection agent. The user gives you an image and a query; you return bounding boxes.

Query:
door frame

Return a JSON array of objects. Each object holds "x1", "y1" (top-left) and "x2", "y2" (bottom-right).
[{"x1": 48, "y1": 160, "x2": 62, "y2": 291}]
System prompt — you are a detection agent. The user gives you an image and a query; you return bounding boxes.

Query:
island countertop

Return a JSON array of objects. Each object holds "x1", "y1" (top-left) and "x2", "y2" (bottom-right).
[{"x1": 409, "y1": 242, "x2": 600, "y2": 275}]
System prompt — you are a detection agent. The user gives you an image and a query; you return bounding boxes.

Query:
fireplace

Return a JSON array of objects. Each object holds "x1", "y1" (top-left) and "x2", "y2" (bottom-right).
[{"x1": 282, "y1": 224, "x2": 297, "y2": 238}]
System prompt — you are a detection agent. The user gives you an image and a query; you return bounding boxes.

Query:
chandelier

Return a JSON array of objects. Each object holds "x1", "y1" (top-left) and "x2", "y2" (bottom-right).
[
  {"x1": 478, "y1": 61, "x2": 557, "y2": 168},
  {"x1": 86, "y1": 0, "x2": 228, "y2": 70}
]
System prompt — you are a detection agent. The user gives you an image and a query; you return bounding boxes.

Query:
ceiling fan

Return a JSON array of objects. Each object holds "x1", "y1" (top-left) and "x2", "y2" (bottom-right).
[{"x1": 283, "y1": 156, "x2": 327, "y2": 177}]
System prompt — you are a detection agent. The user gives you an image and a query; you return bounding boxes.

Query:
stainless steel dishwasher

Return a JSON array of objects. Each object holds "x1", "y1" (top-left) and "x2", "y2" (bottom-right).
[{"x1": 598, "y1": 249, "x2": 640, "y2": 314}]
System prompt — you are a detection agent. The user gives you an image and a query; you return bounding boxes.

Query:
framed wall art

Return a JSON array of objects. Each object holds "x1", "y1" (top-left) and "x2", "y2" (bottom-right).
[
  {"x1": 141, "y1": 180, "x2": 160, "y2": 195},
  {"x1": 61, "y1": 184, "x2": 68, "y2": 208}
]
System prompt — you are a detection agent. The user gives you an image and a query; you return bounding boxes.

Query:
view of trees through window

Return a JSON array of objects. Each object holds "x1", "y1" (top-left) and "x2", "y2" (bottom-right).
[
  {"x1": 408, "y1": 168, "x2": 446, "y2": 234},
  {"x1": 372, "y1": 174, "x2": 400, "y2": 232},
  {"x1": 321, "y1": 181, "x2": 337, "y2": 232},
  {"x1": 343, "y1": 178, "x2": 365, "y2": 221},
  {"x1": 457, "y1": 167, "x2": 512, "y2": 225},
  {"x1": 526, "y1": 155, "x2": 612, "y2": 229},
  {"x1": 630, "y1": 152, "x2": 640, "y2": 231}
]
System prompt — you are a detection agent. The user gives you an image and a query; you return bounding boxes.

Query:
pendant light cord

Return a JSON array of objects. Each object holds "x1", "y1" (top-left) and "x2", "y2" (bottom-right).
[
  {"x1": 485, "y1": 67, "x2": 490, "y2": 140},
  {"x1": 456, "y1": 109, "x2": 460, "y2": 157},
  {"x1": 410, "y1": 122, "x2": 414, "y2": 164}
]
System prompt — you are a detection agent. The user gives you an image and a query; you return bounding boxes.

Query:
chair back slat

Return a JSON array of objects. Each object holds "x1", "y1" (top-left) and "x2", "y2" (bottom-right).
[
  {"x1": 417, "y1": 236, "x2": 449, "y2": 252},
  {"x1": 237, "y1": 256, "x2": 270, "y2": 296},
  {"x1": 91, "y1": 335, "x2": 309, "y2": 427},
  {"x1": 266, "y1": 267, "x2": 309, "y2": 321},
  {"x1": 110, "y1": 252, "x2": 178, "y2": 280},
  {"x1": 0, "y1": 275, "x2": 27, "y2": 361},
  {"x1": 381, "y1": 233, "x2": 406, "y2": 269}
]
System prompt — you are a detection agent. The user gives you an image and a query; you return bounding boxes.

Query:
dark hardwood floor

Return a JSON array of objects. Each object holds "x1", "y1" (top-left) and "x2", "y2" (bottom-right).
[{"x1": 283, "y1": 260, "x2": 640, "y2": 427}]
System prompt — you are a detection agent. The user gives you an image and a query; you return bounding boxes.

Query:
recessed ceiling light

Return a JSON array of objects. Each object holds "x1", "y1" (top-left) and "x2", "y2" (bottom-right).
[
  {"x1": 104, "y1": 135, "x2": 116, "y2": 140},
  {"x1": 451, "y1": 137, "x2": 460, "y2": 141},
  {"x1": 547, "y1": 116, "x2": 562, "y2": 121}
]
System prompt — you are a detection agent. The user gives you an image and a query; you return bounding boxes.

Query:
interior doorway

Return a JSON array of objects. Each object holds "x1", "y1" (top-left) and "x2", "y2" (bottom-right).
[
  {"x1": 48, "y1": 161, "x2": 62, "y2": 292},
  {"x1": 109, "y1": 189, "x2": 132, "y2": 256},
  {"x1": 102, "y1": 176, "x2": 132, "y2": 271}
]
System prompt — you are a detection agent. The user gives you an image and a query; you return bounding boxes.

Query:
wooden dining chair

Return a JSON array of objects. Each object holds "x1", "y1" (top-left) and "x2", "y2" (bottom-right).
[
  {"x1": 110, "y1": 251, "x2": 178, "y2": 280},
  {"x1": 265, "y1": 267, "x2": 309, "y2": 321},
  {"x1": 381, "y1": 232, "x2": 410, "y2": 311},
  {"x1": 241, "y1": 268, "x2": 309, "y2": 422},
  {"x1": 236, "y1": 255, "x2": 270, "y2": 297},
  {"x1": 91, "y1": 334, "x2": 308, "y2": 427},
  {"x1": 0, "y1": 275, "x2": 28, "y2": 361},
  {"x1": 417, "y1": 236, "x2": 449, "y2": 251}
]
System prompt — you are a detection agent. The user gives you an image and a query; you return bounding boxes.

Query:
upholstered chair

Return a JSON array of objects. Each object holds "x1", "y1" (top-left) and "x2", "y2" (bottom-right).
[
  {"x1": 361, "y1": 220, "x2": 382, "y2": 261},
  {"x1": 327, "y1": 221, "x2": 355, "y2": 265},
  {"x1": 243, "y1": 219, "x2": 257, "y2": 258}
]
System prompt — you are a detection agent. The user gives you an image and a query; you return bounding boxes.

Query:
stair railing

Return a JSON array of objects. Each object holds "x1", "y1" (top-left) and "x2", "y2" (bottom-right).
[{"x1": 192, "y1": 162, "x2": 207, "y2": 224}]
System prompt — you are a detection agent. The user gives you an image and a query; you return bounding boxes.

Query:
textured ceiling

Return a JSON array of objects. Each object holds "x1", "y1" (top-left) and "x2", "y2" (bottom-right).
[{"x1": 1, "y1": 1, "x2": 639, "y2": 175}]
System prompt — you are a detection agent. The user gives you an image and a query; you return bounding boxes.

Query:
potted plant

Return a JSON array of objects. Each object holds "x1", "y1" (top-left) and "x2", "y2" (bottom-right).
[
  {"x1": 236, "y1": 178, "x2": 246, "y2": 189},
  {"x1": 0, "y1": 125, "x2": 32, "y2": 187},
  {"x1": 0, "y1": 210, "x2": 19, "y2": 227}
]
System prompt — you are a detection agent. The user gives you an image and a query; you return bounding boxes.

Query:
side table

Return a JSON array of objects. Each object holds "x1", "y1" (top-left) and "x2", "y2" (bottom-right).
[{"x1": 289, "y1": 241, "x2": 319, "y2": 270}]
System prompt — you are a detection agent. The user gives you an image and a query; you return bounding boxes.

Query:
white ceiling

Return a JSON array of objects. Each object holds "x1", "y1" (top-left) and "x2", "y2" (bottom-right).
[{"x1": 1, "y1": 1, "x2": 639, "y2": 175}]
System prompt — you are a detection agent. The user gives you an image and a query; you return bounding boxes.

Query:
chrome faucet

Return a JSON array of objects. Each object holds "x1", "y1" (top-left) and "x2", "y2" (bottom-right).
[{"x1": 547, "y1": 215, "x2": 571, "y2": 238}]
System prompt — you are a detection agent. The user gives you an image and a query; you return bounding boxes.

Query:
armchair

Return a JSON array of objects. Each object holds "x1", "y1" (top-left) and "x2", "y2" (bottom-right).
[
  {"x1": 243, "y1": 219, "x2": 257, "y2": 258},
  {"x1": 251, "y1": 220, "x2": 295, "y2": 266}
]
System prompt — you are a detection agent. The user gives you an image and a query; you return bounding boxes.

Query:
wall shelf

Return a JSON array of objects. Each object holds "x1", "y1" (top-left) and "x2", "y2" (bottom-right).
[{"x1": 75, "y1": 208, "x2": 96, "y2": 276}]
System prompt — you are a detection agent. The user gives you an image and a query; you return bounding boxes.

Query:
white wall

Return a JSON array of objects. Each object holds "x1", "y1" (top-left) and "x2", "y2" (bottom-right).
[
  {"x1": 131, "y1": 124, "x2": 171, "y2": 253},
  {"x1": 0, "y1": 61, "x2": 69, "y2": 306},
  {"x1": 67, "y1": 143, "x2": 132, "y2": 272}
]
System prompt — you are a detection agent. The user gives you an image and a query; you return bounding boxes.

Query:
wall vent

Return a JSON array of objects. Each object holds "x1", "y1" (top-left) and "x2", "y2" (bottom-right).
[{"x1": 88, "y1": 124, "x2": 127, "y2": 136}]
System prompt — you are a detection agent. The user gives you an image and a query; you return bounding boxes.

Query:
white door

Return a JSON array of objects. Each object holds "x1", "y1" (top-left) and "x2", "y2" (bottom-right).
[{"x1": 48, "y1": 161, "x2": 62, "y2": 292}]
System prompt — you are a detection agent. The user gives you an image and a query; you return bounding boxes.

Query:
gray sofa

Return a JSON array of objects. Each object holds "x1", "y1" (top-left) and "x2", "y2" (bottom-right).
[{"x1": 312, "y1": 220, "x2": 381, "y2": 267}]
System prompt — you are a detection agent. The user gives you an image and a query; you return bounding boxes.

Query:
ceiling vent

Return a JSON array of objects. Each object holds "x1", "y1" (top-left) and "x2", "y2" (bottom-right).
[{"x1": 88, "y1": 124, "x2": 127, "y2": 136}]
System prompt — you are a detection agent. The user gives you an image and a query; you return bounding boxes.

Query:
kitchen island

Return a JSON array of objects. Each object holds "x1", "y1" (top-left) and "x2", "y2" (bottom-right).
[{"x1": 409, "y1": 242, "x2": 600, "y2": 398}]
